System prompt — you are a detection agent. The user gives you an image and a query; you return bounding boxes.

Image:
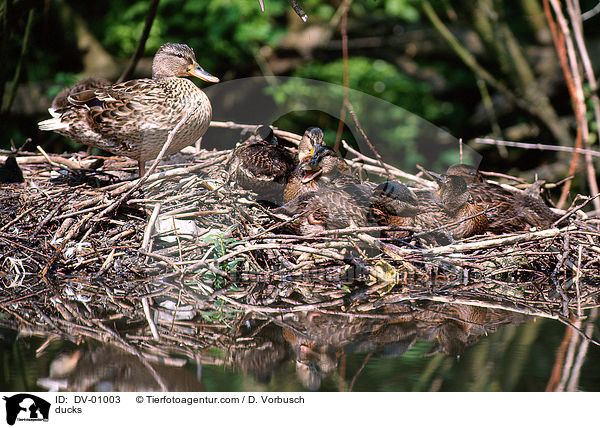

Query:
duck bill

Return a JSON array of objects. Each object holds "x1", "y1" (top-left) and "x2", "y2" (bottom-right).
[
  {"x1": 423, "y1": 169, "x2": 445, "y2": 185},
  {"x1": 188, "y1": 64, "x2": 220, "y2": 82},
  {"x1": 301, "y1": 168, "x2": 321, "y2": 183}
]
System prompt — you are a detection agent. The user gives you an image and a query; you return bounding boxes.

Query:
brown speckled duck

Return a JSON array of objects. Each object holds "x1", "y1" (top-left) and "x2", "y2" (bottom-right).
[
  {"x1": 369, "y1": 181, "x2": 422, "y2": 239},
  {"x1": 370, "y1": 175, "x2": 487, "y2": 242},
  {"x1": 280, "y1": 144, "x2": 369, "y2": 234},
  {"x1": 427, "y1": 174, "x2": 489, "y2": 239},
  {"x1": 38, "y1": 43, "x2": 219, "y2": 177},
  {"x1": 283, "y1": 137, "x2": 356, "y2": 203},
  {"x1": 445, "y1": 164, "x2": 561, "y2": 233},
  {"x1": 228, "y1": 125, "x2": 294, "y2": 203}
]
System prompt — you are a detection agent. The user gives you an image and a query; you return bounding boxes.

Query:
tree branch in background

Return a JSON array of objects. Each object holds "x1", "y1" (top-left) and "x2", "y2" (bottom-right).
[
  {"x1": 422, "y1": 1, "x2": 572, "y2": 149},
  {"x1": 334, "y1": 0, "x2": 350, "y2": 152},
  {"x1": 544, "y1": 0, "x2": 584, "y2": 209},
  {"x1": 474, "y1": 138, "x2": 600, "y2": 158},
  {"x1": 117, "y1": 0, "x2": 160, "y2": 83},
  {"x1": 0, "y1": 0, "x2": 11, "y2": 110},
  {"x1": 1, "y1": 8, "x2": 33, "y2": 114},
  {"x1": 257, "y1": 0, "x2": 307, "y2": 21},
  {"x1": 344, "y1": 98, "x2": 392, "y2": 179},
  {"x1": 287, "y1": 0, "x2": 307, "y2": 22},
  {"x1": 565, "y1": 0, "x2": 600, "y2": 212},
  {"x1": 582, "y1": 1, "x2": 600, "y2": 20},
  {"x1": 332, "y1": 0, "x2": 389, "y2": 180}
]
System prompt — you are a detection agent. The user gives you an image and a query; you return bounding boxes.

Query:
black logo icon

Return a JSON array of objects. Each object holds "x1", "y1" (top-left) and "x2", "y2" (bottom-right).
[{"x1": 3, "y1": 394, "x2": 50, "y2": 425}]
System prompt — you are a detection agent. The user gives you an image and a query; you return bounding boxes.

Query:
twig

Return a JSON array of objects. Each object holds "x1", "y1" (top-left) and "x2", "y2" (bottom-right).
[
  {"x1": 474, "y1": 138, "x2": 600, "y2": 158},
  {"x1": 582, "y1": 2, "x2": 600, "y2": 20},
  {"x1": 546, "y1": 0, "x2": 585, "y2": 209},
  {"x1": 287, "y1": 0, "x2": 307, "y2": 21},
  {"x1": 565, "y1": 0, "x2": 600, "y2": 212},
  {"x1": 142, "y1": 297, "x2": 160, "y2": 341},
  {"x1": 348, "y1": 350, "x2": 373, "y2": 391},
  {"x1": 142, "y1": 203, "x2": 162, "y2": 251},
  {"x1": 334, "y1": 0, "x2": 351, "y2": 151},
  {"x1": 1, "y1": 8, "x2": 34, "y2": 113},
  {"x1": 344, "y1": 99, "x2": 392, "y2": 179}
]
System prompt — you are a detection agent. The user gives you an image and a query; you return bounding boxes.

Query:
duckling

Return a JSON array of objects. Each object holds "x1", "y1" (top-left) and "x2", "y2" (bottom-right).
[
  {"x1": 38, "y1": 43, "x2": 219, "y2": 177},
  {"x1": 297, "y1": 126, "x2": 324, "y2": 164},
  {"x1": 431, "y1": 174, "x2": 488, "y2": 239},
  {"x1": 371, "y1": 175, "x2": 487, "y2": 242},
  {"x1": 445, "y1": 164, "x2": 561, "y2": 233},
  {"x1": 368, "y1": 181, "x2": 421, "y2": 239},
  {"x1": 283, "y1": 142, "x2": 357, "y2": 203},
  {"x1": 228, "y1": 125, "x2": 294, "y2": 203},
  {"x1": 279, "y1": 144, "x2": 369, "y2": 234},
  {"x1": 0, "y1": 156, "x2": 24, "y2": 184}
]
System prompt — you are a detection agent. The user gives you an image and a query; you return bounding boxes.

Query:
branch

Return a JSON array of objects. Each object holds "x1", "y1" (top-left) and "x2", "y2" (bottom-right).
[
  {"x1": 117, "y1": 0, "x2": 161, "y2": 83},
  {"x1": 1, "y1": 8, "x2": 33, "y2": 113}
]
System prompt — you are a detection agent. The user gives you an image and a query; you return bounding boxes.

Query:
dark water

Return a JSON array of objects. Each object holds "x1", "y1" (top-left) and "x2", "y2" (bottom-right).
[{"x1": 3, "y1": 313, "x2": 599, "y2": 392}]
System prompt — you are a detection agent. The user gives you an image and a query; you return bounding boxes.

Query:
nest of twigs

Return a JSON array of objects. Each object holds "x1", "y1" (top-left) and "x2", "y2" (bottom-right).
[{"x1": 1, "y1": 124, "x2": 600, "y2": 382}]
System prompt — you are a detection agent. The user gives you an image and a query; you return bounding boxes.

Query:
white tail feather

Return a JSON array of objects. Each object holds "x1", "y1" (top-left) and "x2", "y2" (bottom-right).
[{"x1": 38, "y1": 117, "x2": 69, "y2": 131}]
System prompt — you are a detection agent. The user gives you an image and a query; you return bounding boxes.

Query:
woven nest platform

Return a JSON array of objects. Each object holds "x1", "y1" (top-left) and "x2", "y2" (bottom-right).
[{"x1": 2, "y1": 125, "x2": 600, "y2": 383}]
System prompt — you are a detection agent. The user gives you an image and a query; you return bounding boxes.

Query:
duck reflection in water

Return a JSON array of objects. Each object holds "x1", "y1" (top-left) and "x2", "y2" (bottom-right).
[{"x1": 227, "y1": 304, "x2": 528, "y2": 390}]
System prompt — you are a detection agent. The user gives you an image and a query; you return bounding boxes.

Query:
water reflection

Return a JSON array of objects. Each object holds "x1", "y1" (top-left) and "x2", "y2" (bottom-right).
[
  {"x1": 38, "y1": 346, "x2": 204, "y2": 392},
  {"x1": 17, "y1": 302, "x2": 530, "y2": 392},
  {"x1": 224, "y1": 304, "x2": 529, "y2": 390}
]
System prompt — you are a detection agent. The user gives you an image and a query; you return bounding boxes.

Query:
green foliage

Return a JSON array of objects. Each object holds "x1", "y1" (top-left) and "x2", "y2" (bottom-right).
[
  {"x1": 295, "y1": 57, "x2": 447, "y2": 122},
  {"x1": 269, "y1": 57, "x2": 461, "y2": 170},
  {"x1": 350, "y1": 0, "x2": 419, "y2": 21},
  {"x1": 102, "y1": 0, "x2": 288, "y2": 73}
]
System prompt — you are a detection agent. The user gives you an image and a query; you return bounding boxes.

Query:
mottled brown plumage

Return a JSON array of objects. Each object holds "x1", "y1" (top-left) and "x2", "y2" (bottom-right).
[
  {"x1": 369, "y1": 181, "x2": 422, "y2": 239},
  {"x1": 38, "y1": 43, "x2": 218, "y2": 176},
  {"x1": 370, "y1": 175, "x2": 487, "y2": 241},
  {"x1": 430, "y1": 174, "x2": 488, "y2": 239},
  {"x1": 446, "y1": 164, "x2": 560, "y2": 233},
  {"x1": 280, "y1": 143, "x2": 369, "y2": 234},
  {"x1": 283, "y1": 141, "x2": 357, "y2": 203},
  {"x1": 228, "y1": 125, "x2": 294, "y2": 203}
]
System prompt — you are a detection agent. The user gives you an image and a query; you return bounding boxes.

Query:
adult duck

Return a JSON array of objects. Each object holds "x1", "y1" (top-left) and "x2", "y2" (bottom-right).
[
  {"x1": 228, "y1": 125, "x2": 294, "y2": 203},
  {"x1": 283, "y1": 138, "x2": 357, "y2": 203},
  {"x1": 280, "y1": 144, "x2": 369, "y2": 234},
  {"x1": 38, "y1": 43, "x2": 219, "y2": 177},
  {"x1": 444, "y1": 164, "x2": 560, "y2": 233},
  {"x1": 368, "y1": 181, "x2": 422, "y2": 239}
]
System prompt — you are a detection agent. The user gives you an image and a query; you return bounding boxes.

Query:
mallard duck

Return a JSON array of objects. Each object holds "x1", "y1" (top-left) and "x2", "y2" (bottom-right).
[
  {"x1": 370, "y1": 175, "x2": 487, "y2": 241},
  {"x1": 283, "y1": 128, "x2": 327, "y2": 203},
  {"x1": 368, "y1": 181, "x2": 422, "y2": 239},
  {"x1": 0, "y1": 156, "x2": 24, "y2": 184},
  {"x1": 228, "y1": 125, "x2": 294, "y2": 203},
  {"x1": 297, "y1": 126, "x2": 324, "y2": 163},
  {"x1": 279, "y1": 145, "x2": 369, "y2": 234},
  {"x1": 283, "y1": 141, "x2": 357, "y2": 203},
  {"x1": 445, "y1": 164, "x2": 560, "y2": 233},
  {"x1": 38, "y1": 43, "x2": 219, "y2": 177},
  {"x1": 427, "y1": 174, "x2": 488, "y2": 239}
]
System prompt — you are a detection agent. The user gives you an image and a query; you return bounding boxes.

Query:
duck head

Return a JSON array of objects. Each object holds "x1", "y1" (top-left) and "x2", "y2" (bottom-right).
[
  {"x1": 300, "y1": 144, "x2": 342, "y2": 184},
  {"x1": 152, "y1": 43, "x2": 219, "y2": 82},
  {"x1": 256, "y1": 125, "x2": 278, "y2": 146},
  {"x1": 437, "y1": 174, "x2": 471, "y2": 213},
  {"x1": 298, "y1": 127, "x2": 324, "y2": 163},
  {"x1": 445, "y1": 164, "x2": 483, "y2": 184}
]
